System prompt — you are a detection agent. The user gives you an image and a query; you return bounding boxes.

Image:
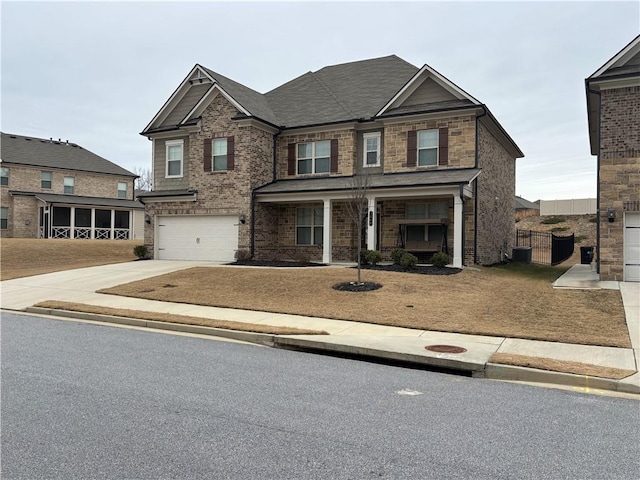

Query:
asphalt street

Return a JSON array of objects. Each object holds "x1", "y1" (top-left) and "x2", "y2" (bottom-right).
[{"x1": 2, "y1": 312, "x2": 639, "y2": 479}]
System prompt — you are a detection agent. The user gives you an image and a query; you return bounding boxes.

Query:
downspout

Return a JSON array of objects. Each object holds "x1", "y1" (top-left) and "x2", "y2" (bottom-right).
[
  {"x1": 473, "y1": 106, "x2": 487, "y2": 264},
  {"x1": 459, "y1": 184, "x2": 466, "y2": 267},
  {"x1": 588, "y1": 86, "x2": 602, "y2": 275}
]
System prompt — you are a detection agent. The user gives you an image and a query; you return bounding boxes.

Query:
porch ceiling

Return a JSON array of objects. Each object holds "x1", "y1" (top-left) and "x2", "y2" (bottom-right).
[{"x1": 10, "y1": 191, "x2": 144, "y2": 209}]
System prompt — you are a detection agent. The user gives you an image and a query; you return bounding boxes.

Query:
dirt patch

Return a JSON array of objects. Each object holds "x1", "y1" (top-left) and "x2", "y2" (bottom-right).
[
  {"x1": 0, "y1": 238, "x2": 140, "y2": 280},
  {"x1": 98, "y1": 264, "x2": 630, "y2": 348},
  {"x1": 490, "y1": 352, "x2": 636, "y2": 380},
  {"x1": 34, "y1": 301, "x2": 328, "y2": 336}
]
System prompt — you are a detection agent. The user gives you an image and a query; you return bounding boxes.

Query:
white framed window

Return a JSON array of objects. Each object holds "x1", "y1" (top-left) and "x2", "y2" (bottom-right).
[
  {"x1": 296, "y1": 207, "x2": 323, "y2": 245},
  {"x1": 213, "y1": 138, "x2": 228, "y2": 171},
  {"x1": 117, "y1": 182, "x2": 127, "y2": 199},
  {"x1": 0, "y1": 207, "x2": 7, "y2": 230},
  {"x1": 417, "y1": 129, "x2": 438, "y2": 166},
  {"x1": 64, "y1": 176, "x2": 75, "y2": 194},
  {"x1": 41, "y1": 171, "x2": 52, "y2": 189},
  {"x1": 165, "y1": 140, "x2": 183, "y2": 178},
  {"x1": 1, "y1": 167, "x2": 8, "y2": 186},
  {"x1": 298, "y1": 140, "x2": 330, "y2": 174},
  {"x1": 363, "y1": 132, "x2": 381, "y2": 167}
]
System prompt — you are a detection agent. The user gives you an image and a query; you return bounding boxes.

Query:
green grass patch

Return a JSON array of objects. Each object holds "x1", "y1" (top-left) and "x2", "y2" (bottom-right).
[
  {"x1": 574, "y1": 235, "x2": 588, "y2": 243},
  {"x1": 540, "y1": 216, "x2": 565, "y2": 225},
  {"x1": 550, "y1": 226, "x2": 569, "y2": 232}
]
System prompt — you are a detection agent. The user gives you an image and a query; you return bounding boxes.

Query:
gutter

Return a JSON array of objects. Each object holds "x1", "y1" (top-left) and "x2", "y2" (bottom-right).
[
  {"x1": 587, "y1": 83, "x2": 602, "y2": 275},
  {"x1": 473, "y1": 106, "x2": 488, "y2": 264},
  {"x1": 459, "y1": 184, "x2": 466, "y2": 266}
]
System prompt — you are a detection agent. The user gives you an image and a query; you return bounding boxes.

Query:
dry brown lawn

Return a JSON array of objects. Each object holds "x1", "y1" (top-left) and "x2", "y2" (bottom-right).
[
  {"x1": 99, "y1": 264, "x2": 631, "y2": 348},
  {"x1": 0, "y1": 238, "x2": 140, "y2": 280}
]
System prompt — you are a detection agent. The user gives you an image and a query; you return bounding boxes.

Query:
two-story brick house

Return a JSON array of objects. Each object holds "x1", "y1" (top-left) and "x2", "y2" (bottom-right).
[
  {"x1": 586, "y1": 35, "x2": 640, "y2": 282},
  {"x1": 139, "y1": 56, "x2": 523, "y2": 267},
  {"x1": 1, "y1": 132, "x2": 143, "y2": 240}
]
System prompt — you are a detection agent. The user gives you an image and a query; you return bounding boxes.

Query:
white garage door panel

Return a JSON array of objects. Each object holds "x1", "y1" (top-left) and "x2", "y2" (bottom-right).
[
  {"x1": 157, "y1": 216, "x2": 238, "y2": 262},
  {"x1": 625, "y1": 213, "x2": 640, "y2": 282}
]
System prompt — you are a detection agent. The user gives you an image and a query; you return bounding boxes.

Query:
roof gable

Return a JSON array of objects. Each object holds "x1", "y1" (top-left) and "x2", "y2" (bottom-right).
[
  {"x1": 589, "y1": 34, "x2": 640, "y2": 79},
  {"x1": 1, "y1": 132, "x2": 135, "y2": 177}
]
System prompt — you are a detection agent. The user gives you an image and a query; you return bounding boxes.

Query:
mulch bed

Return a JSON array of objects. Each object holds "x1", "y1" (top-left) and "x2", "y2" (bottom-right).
[
  {"x1": 333, "y1": 281, "x2": 383, "y2": 292},
  {"x1": 360, "y1": 264, "x2": 462, "y2": 275},
  {"x1": 229, "y1": 260, "x2": 326, "y2": 268}
]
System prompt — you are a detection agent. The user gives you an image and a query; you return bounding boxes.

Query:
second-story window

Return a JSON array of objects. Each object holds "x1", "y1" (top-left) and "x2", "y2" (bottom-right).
[
  {"x1": 213, "y1": 139, "x2": 228, "y2": 171},
  {"x1": 41, "y1": 171, "x2": 52, "y2": 189},
  {"x1": 64, "y1": 177, "x2": 75, "y2": 194},
  {"x1": 166, "y1": 140, "x2": 183, "y2": 178},
  {"x1": 417, "y1": 130, "x2": 438, "y2": 166},
  {"x1": 363, "y1": 132, "x2": 381, "y2": 167},
  {"x1": 117, "y1": 182, "x2": 127, "y2": 199},
  {"x1": 1, "y1": 167, "x2": 9, "y2": 186},
  {"x1": 298, "y1": 140, "x2": 330, "y2": 174}
]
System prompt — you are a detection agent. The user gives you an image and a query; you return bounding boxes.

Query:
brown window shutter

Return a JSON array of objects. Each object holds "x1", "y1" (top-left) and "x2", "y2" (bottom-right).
[
  {"x1": 227, "y1": 136, "x2": 235, "y2": 170},
  {"x1": 287, "y1": 143, "x2": 296, "y2": 175},
  {"x1": 406, "y1": 130, "x2": 417, "y2": 167},
  {"x1": 439, "y1": 127, "x2": 449, "y2": 166},
  {"x1": 204, "y1": 139, "x2": 212, "y2": 171},
  {"x1": 330, "y1": 139, "x2": 338, "y2": 173}
]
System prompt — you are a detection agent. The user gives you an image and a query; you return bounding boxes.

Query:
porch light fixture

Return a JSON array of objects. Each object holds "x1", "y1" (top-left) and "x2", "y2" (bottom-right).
[
  {"x1": 607, "y1": 208, "x2": 616, "y2": 223},
  {"x1": 145, "y1": 214, "x2": 152, "y2": 225},
  {"x1": 239, "y1": 214, "x2": 246, "y2": 225}
]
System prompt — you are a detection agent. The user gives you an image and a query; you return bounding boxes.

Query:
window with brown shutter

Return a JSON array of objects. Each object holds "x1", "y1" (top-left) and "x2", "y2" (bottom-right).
[
  {"x1": 330, "y1": 139, "x2": 338, "y2": 173},
  {"x1": 288, "y1": 144, "x2": 296, "y2": 175},
  {"x1": 227, "y1": 136, "x2": 235, "y2": 170},
  {"x1": 438, "y1": 128, "x2": 448, "y2": 166},
  {"x1": 407, "y1": 130, "x2": 417, "y2": 167},
  {"x1": 203, "y1": 139, "x2": 212, "y2": 172}
]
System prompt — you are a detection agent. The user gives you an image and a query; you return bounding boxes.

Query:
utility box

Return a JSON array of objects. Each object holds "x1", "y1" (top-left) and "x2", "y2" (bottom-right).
[
  {"x1": 512, "y1": 246, "x2": 532, "y2": 264},
  {"x1": 580, "y1": 246, "x2": 594, "y2": 264}
]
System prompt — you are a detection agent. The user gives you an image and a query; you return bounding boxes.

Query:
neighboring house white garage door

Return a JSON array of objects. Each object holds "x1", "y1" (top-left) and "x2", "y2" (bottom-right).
[
  {"x1": 157, "y1": 215, "x2": 238, "y2": 262},
  {"x1": 625, "y1": 212, "x2": 640, "y2": 282}
]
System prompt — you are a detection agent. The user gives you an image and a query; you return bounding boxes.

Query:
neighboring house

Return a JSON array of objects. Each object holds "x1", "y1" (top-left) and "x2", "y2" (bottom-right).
[
  {"x1": 139, "y1": 55, "x2": 523, "y2": 267},
  {"x1": 515, "y1": 196, "x2": 540, "y2": 212},
  {"x1": 0, "y1": 132, "x2": 144, "y2": 240},
  {"x1": 586, "y1": 35, "x2": 640, "y2": 282}
]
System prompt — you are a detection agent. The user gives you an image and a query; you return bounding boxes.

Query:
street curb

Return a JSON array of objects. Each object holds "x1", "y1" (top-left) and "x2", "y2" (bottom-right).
[
  {"x1": 485, "y1": 363, "x2": 640, "y2": 394},
  {"x1": 22, "y1": 307, "x2": 640, "y2": 395}
]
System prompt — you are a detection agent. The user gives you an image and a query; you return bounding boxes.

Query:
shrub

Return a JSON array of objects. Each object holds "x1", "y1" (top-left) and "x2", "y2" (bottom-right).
[
  {"x1": 363, "y1": 250, "x2": 383, "y2": 266},
  {"x1": 540, "y1": 216, "x2": 565, "y2": 225},
  {"x1": 550, "y1": 226, "x2": 569, "y2": 232},
  {"x1": 574, "y1": 235, "x2": 588, "y2": 244},
  {"x1": 399, "y1": 252, "x2": 418, "y2": 269},
  {"x1": 234, "y1": 249, "x2": 252, "y2": 262},
  {"x1": 133, "y1": 245, "x2": 148, "y2": 259},
  {"x1": 430, "y1": 252, "x2": 450, "y2": 267},
  {"x1": 391, "y1": 248, "x2": 406, "y2": 265}
]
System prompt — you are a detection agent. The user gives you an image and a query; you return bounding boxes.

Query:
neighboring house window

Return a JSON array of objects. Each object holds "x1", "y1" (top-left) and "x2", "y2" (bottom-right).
[
  {"x1": 41, "y1": 171, "x2": 52, "y2": 189},
  {"x1": 296, "y1": 207, "x2": 323, "y2": 246},
  {"x1": 166, "y1": 140, "x2": 183, "y2": 178},
  {"x1": 363, "y1": 132, "x2": 381, "y2": 167},
  {"x1": 1, "y1": 167, "x2": 8, "y2": 186},
  {"x1": 213, "y1": 139, "x2": 228, "y2": 171},
  {"x1": 0, "y1": 207, "x2": 7, "y2": 230},
  {"x1": 298, "y1": 141, "x2": 330, "y2": 174},
  {"x1": 117, "y1": 182, "x2": 127, "y2": 199},
  {"x1": 417, "y1": 130, "x2": 438, "y2": 166},
  {"x1": 64, "y1": 177, "x2": 75, "y2": 194}
]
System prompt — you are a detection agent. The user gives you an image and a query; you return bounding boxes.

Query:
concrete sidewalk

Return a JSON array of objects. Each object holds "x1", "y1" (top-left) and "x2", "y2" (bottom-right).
[{"x1": 2, "y1": 261, "x2": 639, "y2": 395}]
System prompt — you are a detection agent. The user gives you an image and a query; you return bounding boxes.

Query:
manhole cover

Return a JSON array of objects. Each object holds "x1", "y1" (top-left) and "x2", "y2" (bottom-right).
[{"x1": 425, "y1": 344, "x2": 467, "y2": 354}]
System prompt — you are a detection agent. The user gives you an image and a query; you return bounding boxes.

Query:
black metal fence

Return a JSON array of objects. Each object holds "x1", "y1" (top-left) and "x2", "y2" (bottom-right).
[{"x1": 516, "y1": 230, "x2": 574, "y2": 265}]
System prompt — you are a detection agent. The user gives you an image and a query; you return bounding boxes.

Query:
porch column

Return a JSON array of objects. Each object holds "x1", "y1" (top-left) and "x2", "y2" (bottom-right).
[
  {"x1": 453, "y1": 195, "x2": 463, "y2": 268},
  {"x1": 322, "y1": 198, "x2": 332, "y2": 264},
  {"x1": 70, "y1": 206, "x2": 75, "y2": 239},
  {"x1": 90, "y1": 208, "x2": 95, "y2": 239},
  {"x1": 366, "y1": 195, "x2": 377, "y2": 250},
  {"x1": 110, "y1": 210, "x2": 115, "y2": 239}
]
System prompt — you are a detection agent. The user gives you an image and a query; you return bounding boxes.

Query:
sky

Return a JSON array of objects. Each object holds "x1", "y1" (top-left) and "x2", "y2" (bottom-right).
[{"x1": 1, "y1": 1, "x2": 639, "y2": 201}]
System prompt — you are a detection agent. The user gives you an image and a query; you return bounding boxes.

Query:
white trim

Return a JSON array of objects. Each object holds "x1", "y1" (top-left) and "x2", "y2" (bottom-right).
[
  {"x1": 296, "y1": 140, "x2": 331, "y2": 175},
  {"x1": 322, "y1": 199, "x2": 332, "y2": 264},
  {"x1": 453, "y1": 196, "x2": 463, "y2": 268},
  {"x1": 594, "y1": 77, "x2": 640, "y2": 90},
  {"x1": 590, "y1": 35, "x2": 640, "y2": 79},
  {"x1": 362, "y1": 132, "x2": 381, "y2": 167},
  {"x1": 376, "y1": 64, "x2": 481, "y2": 117},
  {"x1": 417, "y1": 129, "x2": 439, "y2": 167},
  {"x1": 165, "y1": 139, "x2": 184, "y2": 179},
  {"x1": 182, "y1": 84, "x2": 251, "y2": 125}
]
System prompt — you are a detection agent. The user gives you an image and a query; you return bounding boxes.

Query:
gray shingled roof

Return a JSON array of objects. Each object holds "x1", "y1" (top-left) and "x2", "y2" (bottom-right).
[
  {"x1": 1, "y1": 132, "x2": 136, "y2": 177},
  {"x1": 265, "y1": 55, "x2": 418, "y2": 127},
  {"x1": 255, "y1": 168, "x2": 481, "y2": 195},
  {"x1": 10, "y1": 191, "x2": 143, "y2": 209}
]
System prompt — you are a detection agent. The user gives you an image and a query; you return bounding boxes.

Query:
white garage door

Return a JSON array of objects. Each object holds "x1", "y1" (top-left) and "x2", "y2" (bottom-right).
[
  {"x1": 625, "y1": 212, "x2": 640, "y2": 282},
  {"x1": 157, "y1": 215, "x2": 239, "y2": 262}
]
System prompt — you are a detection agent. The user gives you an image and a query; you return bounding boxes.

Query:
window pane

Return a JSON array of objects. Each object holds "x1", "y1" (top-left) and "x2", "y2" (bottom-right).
[
  {"x1": 115, "y1": 211, "x2": 130, "y2": 228},
  {"x1": 168, "y1": 159, "x2": 181, "y2": 176},
  {"x1": 75, "y1": 208, "x2": 91, "y2": 227},
  {"x1": 313, "y1": 207, "x2": 324, "y2": 226},
  {"x1": 418, "y1": 148, "x2": 437, "y2": 166},
  {"x1": 297, "y1": 227, "x2": 311, "y2": 245},
  {"x1": 314, "y1": 157, "x2": 329, "y2": 173},
  {"x1": 298, "y1": 143, "x2": 312, "y2": 159},
  {"x1": 298, "y1": 159, "x2": 312, "y2": 174},
  {"x1": 213, "y1": 139, "x2": 227, "y2": 156},
  {"x1": 297, "y1": 207, "x2": 312, "y2": 226},
  {"x1": 41, "y1": 172, "x2": 52, "y2": 189},
  {"x1": 313, "y1": 227, "x2": 323, "y2": 246},
  {"x1": 315, "y1": 141, "x2": 330, "y2": 158},
  {"x1": 95, "y1": 210, "x2": 111, "y2": 228},
  {"x1": 1, "y1": 207, "x2": 7, "y2": 219},
  {"x1": 366, "y1": 138, "x2": 378, "y2": 151},
  {"x1": 406, "y1": 204, "x2": 426, "y2": 219},
  {"x1": 214, "y1": 156, "x2": 228, "y2": 171},
  {"x1": 167, "y1": 144, "x2": 182, "y2": 161},
  {"x1": 118, "y1": 183, "x2": 127, "y2": 198},
  {"x1": 1, "y1": 167, "x2": 8, "y2": 185},
  {"x1": 418, "y1": 130, "x2": 438, "y2": 148},
  {"x1": 428, "y1": 202, "x2": 448, "y2": 219},
  {"x1": 366, "y1": 151, "x2": 378, "y2": 165}
]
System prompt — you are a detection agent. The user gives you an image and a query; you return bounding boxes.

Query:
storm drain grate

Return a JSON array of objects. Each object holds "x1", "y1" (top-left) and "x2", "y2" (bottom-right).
[{"x1": 425, "y1": 344, "x2": 467, "y2": 354}]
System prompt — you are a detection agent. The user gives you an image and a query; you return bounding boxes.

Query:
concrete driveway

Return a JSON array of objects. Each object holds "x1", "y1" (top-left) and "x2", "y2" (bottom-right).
[{"x1": 0, "y1": 260, "x2": 219, "y2": 311}]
